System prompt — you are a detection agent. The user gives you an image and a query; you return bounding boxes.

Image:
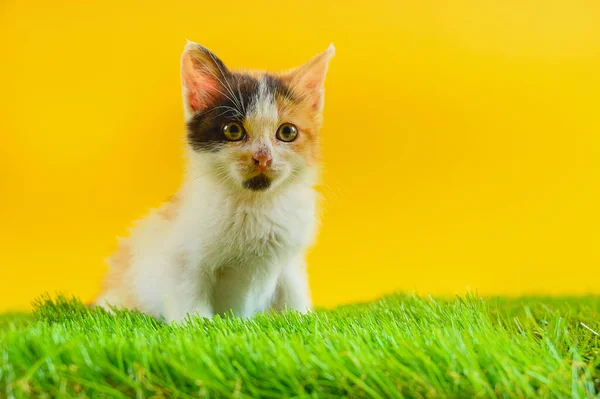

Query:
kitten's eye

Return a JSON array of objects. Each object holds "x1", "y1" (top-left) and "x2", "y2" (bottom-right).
[
  {"x1": 222, "y1": 122, "x2": 246, "y2": 141},
  {"x1": 276, "y1": 123, "x2": 298, "y2": 142}
]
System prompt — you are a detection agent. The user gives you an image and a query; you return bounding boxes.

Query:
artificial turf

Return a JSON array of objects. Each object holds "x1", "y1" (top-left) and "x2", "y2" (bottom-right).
[{"x1": 1, "y1": 294, "x2": 600, "y2": 398}]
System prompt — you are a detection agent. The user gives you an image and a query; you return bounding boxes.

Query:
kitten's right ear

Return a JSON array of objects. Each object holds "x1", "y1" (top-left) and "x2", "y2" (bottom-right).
[{"x1": 181, "y1": 41, "x2": 228, "y2": 116}]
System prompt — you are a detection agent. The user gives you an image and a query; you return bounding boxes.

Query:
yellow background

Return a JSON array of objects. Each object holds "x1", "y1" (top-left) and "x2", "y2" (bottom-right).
[{"x1": 1, "y1": 0, "x2": 599, "y2": 312}]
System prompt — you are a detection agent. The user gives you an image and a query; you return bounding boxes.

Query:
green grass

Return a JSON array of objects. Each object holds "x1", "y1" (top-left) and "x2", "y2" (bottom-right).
[{"x1": 1, "y1": 295, "x2": 600, "y2": 398}]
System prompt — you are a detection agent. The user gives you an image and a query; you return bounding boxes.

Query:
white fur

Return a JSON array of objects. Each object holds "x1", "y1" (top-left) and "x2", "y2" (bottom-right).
[{"x1": 96, "y1": 71, "x2": 320, "y2": 322}]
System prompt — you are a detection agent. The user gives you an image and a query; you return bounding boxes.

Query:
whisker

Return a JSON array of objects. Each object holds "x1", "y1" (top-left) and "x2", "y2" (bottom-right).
[
  {"x1": 204, "y1": 53, "x2": 244, "y2": 113},
  {"x1": 235, "y1": 74, "x2": 246, "y2": 114}
]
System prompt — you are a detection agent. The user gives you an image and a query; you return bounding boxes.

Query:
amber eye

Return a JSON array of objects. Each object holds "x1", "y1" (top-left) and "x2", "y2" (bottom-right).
[
  {"x1": 222, "y1": 122, "x2": 246, "y2": 141},
  {"x1": 276, "y1": 123, "x2": 298, "y2": 142}
]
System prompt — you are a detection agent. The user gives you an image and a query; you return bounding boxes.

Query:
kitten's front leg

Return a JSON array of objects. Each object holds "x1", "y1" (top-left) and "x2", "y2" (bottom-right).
[
  {"x1": 272, "y1": 258, "x2": 312, "y2": 313},
  {"x1": 164, "y1": 268, "x2": 214, "y2": 323}
]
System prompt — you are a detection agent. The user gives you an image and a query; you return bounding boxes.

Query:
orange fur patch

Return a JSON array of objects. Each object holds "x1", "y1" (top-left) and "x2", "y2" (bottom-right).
[
  {"x1": 157, "y1": 194, "x2": 180, "y2": 221},
  {"x1": 276, "y1": 94, "x2": 322, "y2": 166},
  {"x1": 100, "y1": 238, "x2": 135, "y2": 308},
  {"x1": 274, "y1": 46, "x2": 333, "y2": 166},
  {"x1": 97, "y1": 195, "x2": 181, "y2": 307}
]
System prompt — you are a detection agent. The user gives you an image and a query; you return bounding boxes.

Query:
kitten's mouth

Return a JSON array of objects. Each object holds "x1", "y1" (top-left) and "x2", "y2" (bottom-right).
[{"x1": 242, "y1": 174, "x2": 271, "y2": 191}]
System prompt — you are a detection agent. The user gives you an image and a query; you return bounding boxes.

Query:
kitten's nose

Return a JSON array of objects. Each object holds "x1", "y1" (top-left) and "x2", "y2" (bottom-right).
[{"x1": 253, "y1": 152, "x2": 272, "y2": 170}]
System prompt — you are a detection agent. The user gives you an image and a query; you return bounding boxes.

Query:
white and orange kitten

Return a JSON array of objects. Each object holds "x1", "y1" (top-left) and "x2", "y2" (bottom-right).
[{"x1": 95, "y1": 42, "x2": 334, "y2": 322}]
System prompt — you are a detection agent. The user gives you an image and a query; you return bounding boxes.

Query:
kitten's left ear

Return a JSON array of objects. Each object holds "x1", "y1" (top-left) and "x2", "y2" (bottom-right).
[
  {"x1": 181, "y1": 41, "x2": 230, "y2": 119},
  {"x1": 282, "y1": 44, "x2": 335, "y2": 113}
]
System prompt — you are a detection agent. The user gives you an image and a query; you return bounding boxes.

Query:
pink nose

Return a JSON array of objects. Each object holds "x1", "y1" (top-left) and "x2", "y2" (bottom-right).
[{"x1": 253, "y1": 152, "x2": 272, "y2": 170}]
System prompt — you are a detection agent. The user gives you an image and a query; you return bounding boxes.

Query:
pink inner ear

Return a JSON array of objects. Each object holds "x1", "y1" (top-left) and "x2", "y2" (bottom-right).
[
  {"x1": 185, "y1": 75, "x2": 219, "y2": 112},
  {"x1": 302, "y1": 79, "x2": 324, "y2": 110},
  {"x1": 182, "y1": 53, "x2": 220, "y2": 112},
  {"x1": 305, "y1": 80, "x2": 318, "y2": 90}
]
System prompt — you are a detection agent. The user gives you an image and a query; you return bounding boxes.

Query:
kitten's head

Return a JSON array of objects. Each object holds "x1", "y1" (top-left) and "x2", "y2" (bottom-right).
[{"x1": 181, "y1": 41, "x2": 334, "y2": 193}]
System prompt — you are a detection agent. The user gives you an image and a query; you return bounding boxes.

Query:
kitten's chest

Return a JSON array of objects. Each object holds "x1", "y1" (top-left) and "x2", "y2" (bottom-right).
[
  {"x1": 200, "y1": 198, "x2": 315, "y2": 269},
  {"x1": 208, "y1": 204, "x2": 311, "y2": 316},
  {"x1": 222, "y1": 208, "x2": 289, "y2": 261}
]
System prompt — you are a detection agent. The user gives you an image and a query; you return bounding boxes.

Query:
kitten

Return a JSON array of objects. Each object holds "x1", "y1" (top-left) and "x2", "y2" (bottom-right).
[{"x1": 94, "y1": 41, "x2": 334, "y2": 322}]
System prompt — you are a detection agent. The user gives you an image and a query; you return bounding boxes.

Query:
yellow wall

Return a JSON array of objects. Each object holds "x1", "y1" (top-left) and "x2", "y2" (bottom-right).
[{"x1": 1, "y1": 0, "x2": 599, "y2": 312}]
